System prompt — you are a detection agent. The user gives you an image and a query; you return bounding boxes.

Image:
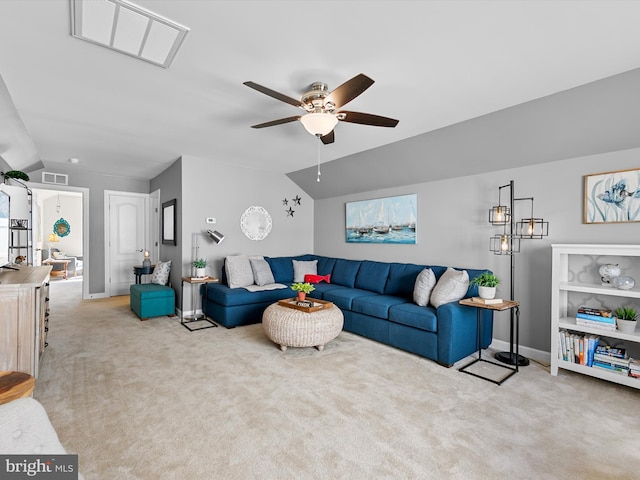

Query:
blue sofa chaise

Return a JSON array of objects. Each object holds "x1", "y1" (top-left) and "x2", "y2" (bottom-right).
[{"x1": 202, "y1": 255, "x2": 493, "y2": 366}]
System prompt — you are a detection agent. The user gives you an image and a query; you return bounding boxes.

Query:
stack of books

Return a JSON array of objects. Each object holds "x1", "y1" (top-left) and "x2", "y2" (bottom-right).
[
  {"x1": 592, "y1": 345, "x2": 630, "y2": 375},
  {"x1": 630, "y1": 358, "x2": 640, "y2": 379},
  {"x1": 575, "y1": 306, "x2": 616, "y2": 331},
  {"x1": 558, "y1": 330, "x2": 599, "y2": 366}
]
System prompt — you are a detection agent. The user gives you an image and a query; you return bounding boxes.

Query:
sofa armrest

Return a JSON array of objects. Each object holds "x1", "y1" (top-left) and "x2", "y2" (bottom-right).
[{"x1": 436, "y1": 301, "x2": 493, "y2": 366}]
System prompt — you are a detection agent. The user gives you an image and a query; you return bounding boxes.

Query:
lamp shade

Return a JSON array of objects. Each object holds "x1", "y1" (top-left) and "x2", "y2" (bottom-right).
[
  {"x1": 300, "y1": 112, "x2": 338, "y2": 136},
  {"x1": 48, "y1": 233, "x2": 59, "y2": 243},
  {"x1": 207, "y1": 230, "x2": 225, "y2": 244}
]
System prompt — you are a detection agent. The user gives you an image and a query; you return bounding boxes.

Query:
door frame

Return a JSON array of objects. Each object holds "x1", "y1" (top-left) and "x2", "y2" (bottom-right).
[{"x1": 104, "y1": 190, "x2": 154, "y2": 297}]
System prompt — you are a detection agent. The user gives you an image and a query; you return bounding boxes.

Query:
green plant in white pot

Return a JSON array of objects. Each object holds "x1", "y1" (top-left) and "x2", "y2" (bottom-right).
[
  {"x1": 291, "y1": 282, "x2": 315, "y2": 301},
  {"x1": 614, "y1": 307, "x2": 638, "y2": 333},
  {"x1": 192, "y1": 258, "x2": 207, "y2": 278},
  {"x1": 470, "y1": 271, "x2": 501, "y2": 299}
]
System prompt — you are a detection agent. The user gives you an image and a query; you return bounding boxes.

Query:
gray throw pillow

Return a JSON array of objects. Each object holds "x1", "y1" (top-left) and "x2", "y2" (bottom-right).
[
  {"x1": 292, "y1": 259, "x2": 318, "y2": 282},
  {"x1": 430, "y1": 267, "x2": 469, "y2": 308},
  {"x1": 249, "y1": 256, "x2": 275, "y2": 286},
  {"x1": 151, "y1": 260, "x2": 171, "y2": 285},
  {"x1": 413, "y1": 268, "x2": 436, "y2": 307},
  {"x1": 225, "y1": 255, "x2": 255, "y2": 289}
]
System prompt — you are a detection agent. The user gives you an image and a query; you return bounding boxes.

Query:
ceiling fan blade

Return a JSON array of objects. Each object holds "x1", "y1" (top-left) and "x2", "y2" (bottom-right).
[
  {"x1": 320, "y1": 130, "x2": 335, "y2": 145},
  {"x1": 243, "y1": 81, "x2": 303, "y2": 108},
  {"x1": 250, "y1": 116, "x2": 301, "y2": 128},
  {"x1": 337, "y1": 111, "x2": 399, "y2": 128},
  {"x1": 324, "y1": 74, "x2": 374, "y2": 109}
]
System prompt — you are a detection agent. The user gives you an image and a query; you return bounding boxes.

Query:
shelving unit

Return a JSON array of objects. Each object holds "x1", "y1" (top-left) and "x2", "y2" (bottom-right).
[
  {"x1": 551, "y1": 244, "x2": 640, "y2": 389},
  {"x1": 8, "y1": 189, "x2": 33, "y2": 264}
]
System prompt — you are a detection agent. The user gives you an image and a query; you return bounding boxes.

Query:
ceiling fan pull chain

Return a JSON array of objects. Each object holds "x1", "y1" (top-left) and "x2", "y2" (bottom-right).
[{"x1": 316, "y1": 137, "x2": 322, "y2": 182}]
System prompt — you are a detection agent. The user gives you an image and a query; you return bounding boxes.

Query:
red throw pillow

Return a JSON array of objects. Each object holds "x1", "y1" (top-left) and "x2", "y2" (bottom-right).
[{"x1": 304, "y1": 274, "x2": 331, "y2": 284}]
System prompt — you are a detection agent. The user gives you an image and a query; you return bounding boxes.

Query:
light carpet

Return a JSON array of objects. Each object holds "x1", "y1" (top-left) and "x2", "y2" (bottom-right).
[{"x1": 34, "y1": 281, "x2": 640, "y2": 479}]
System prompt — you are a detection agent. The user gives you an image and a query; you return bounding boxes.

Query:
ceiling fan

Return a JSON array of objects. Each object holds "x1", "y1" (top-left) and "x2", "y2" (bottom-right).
[{"x1": 243, "y1": 73, "x2": 399, "y2": 144}]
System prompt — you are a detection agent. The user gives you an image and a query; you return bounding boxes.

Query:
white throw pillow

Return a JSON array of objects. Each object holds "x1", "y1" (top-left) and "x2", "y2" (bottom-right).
[
  {"x1": 249, "y1": 256, "x2": 275, "y2": 286},
  {"x1": 430, "y1": 267, "x2": 469, "y2": 308},
  {"x1": 151, "y1": 260, "x2": 171, "y2": 286},
  {"x1": 292, "y1": 259, "x2": 318, "y2": 282},
  {"x1": 413, "y1": 268, "x2": 436, "y2": 307},
  {"x1": 225, "y1": 255, "x2": 255, "y2": 289}
]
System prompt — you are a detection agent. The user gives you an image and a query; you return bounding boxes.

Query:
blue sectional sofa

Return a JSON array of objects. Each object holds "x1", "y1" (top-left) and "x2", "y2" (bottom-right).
[{"x1": 202, "y1": 255, "x2": 493, "y2": 366}]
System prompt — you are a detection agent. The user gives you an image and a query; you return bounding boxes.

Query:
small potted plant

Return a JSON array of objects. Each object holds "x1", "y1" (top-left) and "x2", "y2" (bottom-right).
[
  {"x1": 470, "y1": 271, "x2": 501, "y2": 299},
  {"x1": 192, "y1": 258, "x2": 207, "y2": 278},
  {"x1": 291, "y1": 282, "x2": 315, "y2": 301},
  {"x1": 614, "y1": 306, "x2": 638, "y2": 333}
]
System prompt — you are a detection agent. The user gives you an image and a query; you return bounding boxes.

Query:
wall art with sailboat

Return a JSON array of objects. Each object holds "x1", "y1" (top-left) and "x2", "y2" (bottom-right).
[{"x1": 346, "y1": 194, "x2": 417, "y2": 244}]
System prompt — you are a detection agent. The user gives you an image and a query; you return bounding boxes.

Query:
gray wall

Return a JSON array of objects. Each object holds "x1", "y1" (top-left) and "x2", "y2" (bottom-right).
[
  {"x1": 150, "y1": 157, "x2": 182, "y2": 296},
  {"x1": 314, "y1": 147, "x2": 640, "y2": 356},
  {"x1": 30, "y1": 166, "x2": 149, "y2": 295},
  {"x1": 156, "y1": 155, "x2": 314, "y2": 313}
]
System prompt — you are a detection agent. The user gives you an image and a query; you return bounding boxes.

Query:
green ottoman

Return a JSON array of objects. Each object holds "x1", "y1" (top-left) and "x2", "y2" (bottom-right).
[{"x1": 130, "y1": 283, "x2": 176, "y2": 320}]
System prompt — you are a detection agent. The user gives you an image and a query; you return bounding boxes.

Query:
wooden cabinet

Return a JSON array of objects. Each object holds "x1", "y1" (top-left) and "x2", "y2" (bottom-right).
[
  {"x1": 0, "y1": 266, "x2": 51, "y2": 378},
  {"x1": 551, "y1": 244, "x2": 640, "y2": 389}
]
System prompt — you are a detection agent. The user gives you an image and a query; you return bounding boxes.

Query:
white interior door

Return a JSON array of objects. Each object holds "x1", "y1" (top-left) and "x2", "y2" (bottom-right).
[{"x1": 107, "y1": 192, "x2": 148, "y2": 296}]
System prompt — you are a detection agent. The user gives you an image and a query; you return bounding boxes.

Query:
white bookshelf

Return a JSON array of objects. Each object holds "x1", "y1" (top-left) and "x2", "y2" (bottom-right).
[{"x1": 551, "y1": 244, "x2": 640, "y2": 389}]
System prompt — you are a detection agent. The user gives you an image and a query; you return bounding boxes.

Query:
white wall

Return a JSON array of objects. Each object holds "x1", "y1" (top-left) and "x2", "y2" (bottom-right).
[
  {"x1": 314, "y1": 147, "x2": 640, "y2": 356},
  {"x1": 168, "y1": 155, "x2": 314, "y2": 313},
  {"x1": 42, "y1": 195, "x2": 83, "y2": 257}
]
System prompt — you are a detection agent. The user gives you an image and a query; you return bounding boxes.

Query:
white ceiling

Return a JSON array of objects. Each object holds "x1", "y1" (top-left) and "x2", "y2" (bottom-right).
[{"x1": 1, "y1": 0, "x2": 640, "y2": 182}]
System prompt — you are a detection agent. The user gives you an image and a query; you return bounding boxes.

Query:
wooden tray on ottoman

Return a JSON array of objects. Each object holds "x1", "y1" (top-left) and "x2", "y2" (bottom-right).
[{"x1": 277, "y1": 298, "x2": 334, "y2": 313}]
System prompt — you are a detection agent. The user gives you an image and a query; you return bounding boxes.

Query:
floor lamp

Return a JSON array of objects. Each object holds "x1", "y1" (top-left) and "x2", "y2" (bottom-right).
[{"x1": 488, "y1": 180, "x2": 549, "y2": 366}]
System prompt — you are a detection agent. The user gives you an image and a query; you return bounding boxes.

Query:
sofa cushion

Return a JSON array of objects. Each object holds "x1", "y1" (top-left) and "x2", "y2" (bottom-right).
[
  {"x1": 151, "y1": 260, "x2": 171, "y2": 285},
  {"x1": 266, "y1": 256, "x2": 296, "y2": 283},
  {"x1": 354, "y1": 260, "x2": 390, "y2": 294},
  {"x1": 413, "y1": 268, "x2": 436, "y2": 307},
  {"x1": 331, "y1": 259, "x2": 361, "y2": 288},
  {"x1": 314, "y1": 256, "x2": 337, "y2": 276},
  {"x1": 292, "y1": 259, "x2": 317, "y2": 282},
  {"x1": 225, "y1": 255, "x2": 255, "y2": 289},
  {"x1": 388, "y1": 302, "x2": 438, "y2": 333},
  {"x1": 384, "y1": 262, "x2": 425, "y2": 297},
  {"x1": 205, "y1": 283, "x2": 291, "y2": 307},
  {"x1": 352, "y1": 295, "x2": 408, "y2": 320},
  {"x1": 306, "y1": 282, "x2": 342, "y2": 299},
  {"x1": 322, "y1": 286, "x2": 374, "y2": 310},
  {"x1": 249, "y1": 257, "x2": 275, "y2": 286},
  {"x1": 430, "y1": 267, "x2": 469, "y2": 308}
]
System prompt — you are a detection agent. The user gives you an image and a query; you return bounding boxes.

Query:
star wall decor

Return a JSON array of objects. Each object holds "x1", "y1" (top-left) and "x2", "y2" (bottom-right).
[
  {"x1": 282, "y1": 198, "x2": 288, "y2": 205},
  {"x1": 293, "y1": 195, "x2": 301, "y2": 206},
  {"x1": 286, "y1": 207, "x2": 295, "y2": 217}
]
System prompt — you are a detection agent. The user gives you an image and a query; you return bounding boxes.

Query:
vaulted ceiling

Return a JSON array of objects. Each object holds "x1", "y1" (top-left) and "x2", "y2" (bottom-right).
[{"x1": 1, "y1": 1, "x2": 640, "y2": 198}]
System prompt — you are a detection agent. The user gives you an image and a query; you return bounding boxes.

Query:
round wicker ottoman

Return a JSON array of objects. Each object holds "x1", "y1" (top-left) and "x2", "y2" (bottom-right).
[{"x1": 262, "y1": 302, "x2": 344, "y2": 351}]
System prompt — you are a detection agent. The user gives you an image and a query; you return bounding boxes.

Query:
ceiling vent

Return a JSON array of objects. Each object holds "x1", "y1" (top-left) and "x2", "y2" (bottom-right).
[
  {"x1": 42, "y1": 172, "x2": 69, "y2": 186},
  {"x1": 70, "y1": 0, "x2": 190, "y2": 69}
]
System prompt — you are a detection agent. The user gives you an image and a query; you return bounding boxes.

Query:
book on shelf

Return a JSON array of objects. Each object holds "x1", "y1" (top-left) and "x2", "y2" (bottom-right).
[
  {"x1": 592, "y1": 362, "x2": 630, "y2": 375},
  {"x1": 592, "y1": 354, "x2": 630, "y2": 367},
  {"x1": 595, "y1": 345, "x2": 626, "y2": 358},
  {"x1": 575, "y1": 312, "x2": 616, "y2": 324},
  {"x1": 470, "y1": 297, "x2": 503, "y2": 305},
  {"x1": 575, "y1": 319, "x2": 617, "y2": 331},
  {"x1": 577, "y1": 306, "x2": 613, "y2": 318},
  {"x1": 558, "y1": 330, "x2": 599, "y2": 366}
]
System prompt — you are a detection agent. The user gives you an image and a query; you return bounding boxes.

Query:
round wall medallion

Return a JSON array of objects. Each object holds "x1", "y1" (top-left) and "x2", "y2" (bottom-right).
[
  {"x1": 240, "y1": 206, "x2": 272, "y2": 241},
  {"x1": 53, "y1": 218, "x2": 71, "y2": 237}
]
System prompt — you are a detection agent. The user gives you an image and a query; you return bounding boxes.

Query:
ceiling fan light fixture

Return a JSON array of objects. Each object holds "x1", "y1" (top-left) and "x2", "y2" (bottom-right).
[{"x1": 300, "y1": 112, "x2": 338, "y2": 137}]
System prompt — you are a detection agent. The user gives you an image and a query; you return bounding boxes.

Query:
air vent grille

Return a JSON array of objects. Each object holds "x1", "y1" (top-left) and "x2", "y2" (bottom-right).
[{"x1": 42, "y1": 172, "x2": 69, "y2": 185}]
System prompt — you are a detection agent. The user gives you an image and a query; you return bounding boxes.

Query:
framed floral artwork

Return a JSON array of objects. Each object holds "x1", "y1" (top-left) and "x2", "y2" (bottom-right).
[{"x1": 584, "y1": 167, "x2": 640, "y2": 224}]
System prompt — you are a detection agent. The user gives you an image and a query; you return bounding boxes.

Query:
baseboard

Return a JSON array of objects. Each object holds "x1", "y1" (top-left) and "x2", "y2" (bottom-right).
[{"x1": 488, "y1": 339, "x2": 551, "y2": 366}]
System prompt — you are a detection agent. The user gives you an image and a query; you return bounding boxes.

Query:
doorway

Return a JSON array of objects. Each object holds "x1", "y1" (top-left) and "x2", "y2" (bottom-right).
[{"x1": 31, "y1": 185, "x2": 89, "y2": 299}]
